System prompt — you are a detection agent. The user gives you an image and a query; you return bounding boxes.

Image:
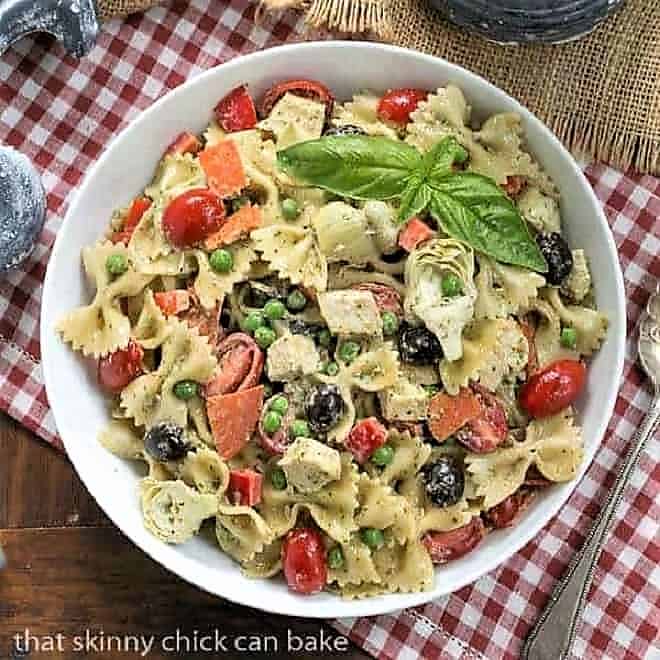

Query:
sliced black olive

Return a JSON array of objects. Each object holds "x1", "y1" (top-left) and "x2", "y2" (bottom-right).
[
  {"x1": 421, "y1": 457, "x2": 465, "y2": 508},
  {"x1": 305, "y1": 384, "x2": 344, "y2": 431},
  {"x1": 324, "y1": 124, "x2": 367, "y2": 137},
  {"x1": 144, "y1": 422, "x2": 188, "y2": 462},
  {"x1": 536, "y1": 232, "x2": 573, "y2": 285},
  {"x1": 398, "y1": 324, "x2": 442, "y2": 364}
]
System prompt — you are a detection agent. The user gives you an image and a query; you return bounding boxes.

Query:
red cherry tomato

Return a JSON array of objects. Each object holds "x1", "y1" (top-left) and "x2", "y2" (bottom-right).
[
  {"x1": 282, "y1": 528, "x2": 327, "y2": 595},
  {"x1": 97, "y1": 340, "x2": 144, "y2": 393},
  {"x1": 502, "y1": 175, "x2": 526, "y2": 198},
  {"x1": 162, "y1": 188, "x2": 225, "y2": 248},
  {"x1": 422, "y1": 517, "x2": 486, "y2": 564},
  {"x1": 259, "y1": 79, "x2": 335, "y2": 120},
  {"x1": 214, "y1": 85, "x2": 257, "y2": 132},
  {"x1": 519, "y1": 359, "x2": 587, "y2": 419},
  {"x1": 345, "y1": 417, "x2": 387, "y2": 464},
  {"x1": 377, "y1": 88, "x2": 427, "y2": 124}
]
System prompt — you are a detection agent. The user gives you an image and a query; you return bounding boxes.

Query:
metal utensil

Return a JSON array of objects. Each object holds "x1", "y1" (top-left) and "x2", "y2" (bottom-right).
[
  {"x1": 0, "y1": 146, "x2": 46, "y2": 272},
  {"x1": 0, "y1": 0, "x2": 98, "y2": 57},
  {"x1": 523, "y1": 284, "x2": 660, "y2": 660}
]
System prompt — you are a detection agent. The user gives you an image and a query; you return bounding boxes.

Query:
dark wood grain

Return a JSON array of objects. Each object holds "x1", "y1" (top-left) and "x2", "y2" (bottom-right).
[{"x1": 0, "y1": 413, "x2": 369, "y2": 660}]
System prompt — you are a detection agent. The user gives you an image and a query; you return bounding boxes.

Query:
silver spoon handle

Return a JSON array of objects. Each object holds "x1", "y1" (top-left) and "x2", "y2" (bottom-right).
[{"x1": 522, "y1": 393, "x2": 660, "y2": 660}]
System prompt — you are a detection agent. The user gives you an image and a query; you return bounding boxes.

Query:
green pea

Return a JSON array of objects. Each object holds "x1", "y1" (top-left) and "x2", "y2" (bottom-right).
[
  {"x1": 324, "y1": 361, "x2": 339, "y2": 377},
  {"x1": 371, "y1": 444, "x2": 394, "y2": 467},
  {"x1": 106, "y1": 253, "x2": 128, "y2": 277},
  {"x1": 269, "y1": 396, "x2": 289, "y2": 415},
  {"x1": 441, "y1": 273, "x2": 463, "y2": 298},
  {"x1": 561, "y1": 327, "x2": 577, "y2": 349},
  {"x1": 381, "y1": 311, "x2": 399, "y2": 336},
  {"x1": 281, "y1": 198, "x2": 300, "y2": 221},
  {"x1": 286, "y1": 289, "x2": 307, "y2": 311},
  {"x1": 173, "y1": 380, "x2": 198, "y2": 400},
  {"x1": 338, "y1": 341, "x2": 360, "y2": 364},
  {"x1": 290, "y1": 419, "x2": 310, "y2": 439},
  {"x1": 231, "y1": 196, "x2": 250, "y2": 213},
  {"x1": 243, "y1": 311, "x2": 266, "y2": 334},
  {"x1": 317, "y1": 328, "x2": 332, "y2": 348},
  {"x1": 254, "y1": 326, "x2": 277, "y2": 349},
  {"x1": 327, "y1": 546, "x2": 344, "y2": 570},
  {"x1": 270, "y1": 467, "x2": 287, "y2": 490},
  {"x1": 360, "y1": 527, "x2": 385, "y2": 550},
  {"x1": 423, "y1": 384, "x2": 440, "y2": 397},
  {"x1": 209, "y1": 248, "x2": 233, "y2": 273},
  {"x1": 264, "y1": 299, "x2": 286, "y2": 321},
  {"x1": 262, "y1": 410, "x2": 282, "y2": 434}
]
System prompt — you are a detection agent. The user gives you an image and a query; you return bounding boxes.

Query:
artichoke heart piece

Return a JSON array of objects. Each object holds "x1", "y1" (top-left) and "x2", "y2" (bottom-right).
[{"x1": 404, "y1": 238, "x2": 477, "y2": 361}]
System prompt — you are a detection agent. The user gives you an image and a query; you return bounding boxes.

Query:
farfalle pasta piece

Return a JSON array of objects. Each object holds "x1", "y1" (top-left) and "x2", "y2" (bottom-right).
[
  {"x1": 328, "y1": 534, "x2": 382, "y2": 588},
  {"x1": 98, "y1": 419, "x2": 144, "y2": 460},
  {"x1": 346, "y1": 344, "x2": 399, "y2": 392},
  {"x1": 474, "y1": 256, "x2": 545, "y2": 320},
  {"x1": 251, "y1": 224, "x2": 328, "y2": 291},
  {"x1": 366, "y1": 429, "x2": 431, "y2": 485},
  {"x1": 440, "y1": 318, "x2": 528, "y2": 395},
  {"x1": 192, "y1": 243, "x2": 256, "y2": 310},
  {"x1": 466, "y1": 409, "x2": 583, "y2": 507},
  {"x1": 327, "y1": 264, "x2": 406, "y2": 296},
  {"x1": 406, "y1": 84, "x2": 471, "y2": 152},
  {"x1": 144, "y1": 152, "x2": 206, "y2": 203},
  {"x1": 260, "y1": 453, "x2": 359, "y2": 543},
  {"x1": 187, "y1": 397, "x2": 215, "y2": 448},
  {"x1": 258, "y1": 93, "x2": 326, "y2": 149},
  {"x1": 331, "y1": 93, "x2": 399, "y2": 139},
  {"x1": 241, "y1": 539, "x2": 283, "y2": 579},
  {"x1": 530, "y1": 297, "x2": 578, "y2": 367},
  {"x1": 140, "y1": 477, "x2": 217, "y2": 544},
  {"x1": 133, "y1": 289, "x2": 170, "y2": 349},
  {"x1": 404, "y1": 238, "x2": 477, "y2": 361},
  {"x1": 542, "y1": 288, "x2": 607, "y2": 356},
  {"x1": 216, "y1": 502, "x2": 275, "y2": 563},
  {"x1": 56, "y1": 242, "x2": 153, "y2": 357},
  {"x1": 355, "y1": 473, "x2": 418, "y2": 545},
  {"x1": 339, "y1": 540, "x2": 434, "y2": 599},
  {"x1": 177, "y1": 447, "x2": 230, "y2": 495},
  {"x1": 120, "y1": 318, "x2": 216, "y2": 428}
]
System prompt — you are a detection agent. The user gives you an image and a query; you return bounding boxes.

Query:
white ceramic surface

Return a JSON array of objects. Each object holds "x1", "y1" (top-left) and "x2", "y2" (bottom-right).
[{"x1": 41, "y1": 41, "x2": 626, "y2": 618}]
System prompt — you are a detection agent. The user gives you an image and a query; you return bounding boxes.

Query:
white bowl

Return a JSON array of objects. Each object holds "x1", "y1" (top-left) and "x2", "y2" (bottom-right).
[{"x1": 41, "y1": 41, "x2": 626, "y2": 618}]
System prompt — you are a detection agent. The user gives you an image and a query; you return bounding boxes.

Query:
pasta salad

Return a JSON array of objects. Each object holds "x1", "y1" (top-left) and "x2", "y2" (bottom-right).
[{"x1": 57, "y1": 80, "x2": 608, "y2": 598}]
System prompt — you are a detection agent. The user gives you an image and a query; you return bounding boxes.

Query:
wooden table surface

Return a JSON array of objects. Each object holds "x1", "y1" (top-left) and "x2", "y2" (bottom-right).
[{"x1": 0, "y1": 413, "x2": 371, "y2": 659}]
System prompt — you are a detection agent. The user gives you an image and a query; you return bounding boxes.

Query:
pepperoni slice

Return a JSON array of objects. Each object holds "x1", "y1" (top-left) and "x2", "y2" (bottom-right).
[
  {"x1": 258, "y1": 394, "x2": 295, "y2": 455},
  {"x1": 206, "y1": 333, "x2": 264, "y2": 397},
  {"x1": 259, "y1": 79, "x2": 335, "y2": 120},
  {"x1": 483, "y1": 490, "x2": 534, "y2": 529},
  {"x1": 428, "y1": 388, "x2": 482, "y2": 443},
  {"x1": 207, "y1": 385, "x2": 264, "y2": 460},
  {"x1": 422, "y1": 517, "x2": 486, "y2": 564},
  {"x1": 205, "y1": 204, "x2": 262, "y2": 250},
  {"x1": 455, "y1": 385, "x2": 508, "y2": 453}
]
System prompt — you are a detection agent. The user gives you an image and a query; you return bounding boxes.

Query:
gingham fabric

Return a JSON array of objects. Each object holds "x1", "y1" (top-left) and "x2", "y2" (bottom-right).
[{"x1": 0, "y1": 3, "x2": 658, "y2": 658}]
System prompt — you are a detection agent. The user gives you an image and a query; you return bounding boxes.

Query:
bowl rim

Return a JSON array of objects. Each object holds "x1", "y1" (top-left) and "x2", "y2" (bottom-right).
[{"x1": 41, "y1": 40, "x2": 626, "y2": 618}]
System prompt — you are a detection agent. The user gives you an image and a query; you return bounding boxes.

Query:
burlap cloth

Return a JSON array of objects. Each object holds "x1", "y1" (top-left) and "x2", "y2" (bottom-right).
[{"x1": 98, "y1": 0, "x2": 660, "y2": 174}]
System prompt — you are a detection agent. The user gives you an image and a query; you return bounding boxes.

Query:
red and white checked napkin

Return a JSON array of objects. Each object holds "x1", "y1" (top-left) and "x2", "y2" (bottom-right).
[{"x1": 1, "y1": 3, "x2": 658, "y2": 658}]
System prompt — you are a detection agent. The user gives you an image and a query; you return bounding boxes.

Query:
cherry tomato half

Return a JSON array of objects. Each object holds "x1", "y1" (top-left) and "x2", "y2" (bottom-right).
[
  {"x1": 214, "y1": 85, "x2": 258, "y2": 133},
  {"x1": 519, "y1": 359, "x2": 587, "y2": 419},
  {"x1": 377, "y1": 88, "x2": 427, "y2": 124},
  {"x1": 162, "y1": 188, "x2": 225, "y2": 248},
  {"x1": 98, "y1": 340, "x2": 144, "y2": 393},
  {"x1": 259, "y1": 79, "x2": 335, "y2": 120},
  {"x1": 282, "y1": 528, "x2": 327, "y2": 595}
]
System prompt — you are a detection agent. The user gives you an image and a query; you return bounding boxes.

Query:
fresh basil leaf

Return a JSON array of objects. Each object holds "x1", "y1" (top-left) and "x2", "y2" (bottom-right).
[
  {"x1": 422, "y1": 137, "x2": 469, "y2": 180},
  {"x1": 277, "y1": 136, "x2": 422, "y2": 200},
  {"x1": 429, "y1": 180, "x2": 548, "y2": 272},
  {"x1": 398, "y1": 176, "x2": 433, "y2": 223}
]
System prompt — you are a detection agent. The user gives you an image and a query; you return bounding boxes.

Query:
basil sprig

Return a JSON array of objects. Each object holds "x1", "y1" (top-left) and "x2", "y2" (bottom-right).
[{"x1": 277, "y1": 135, "x2": 547, "y2": 273}]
